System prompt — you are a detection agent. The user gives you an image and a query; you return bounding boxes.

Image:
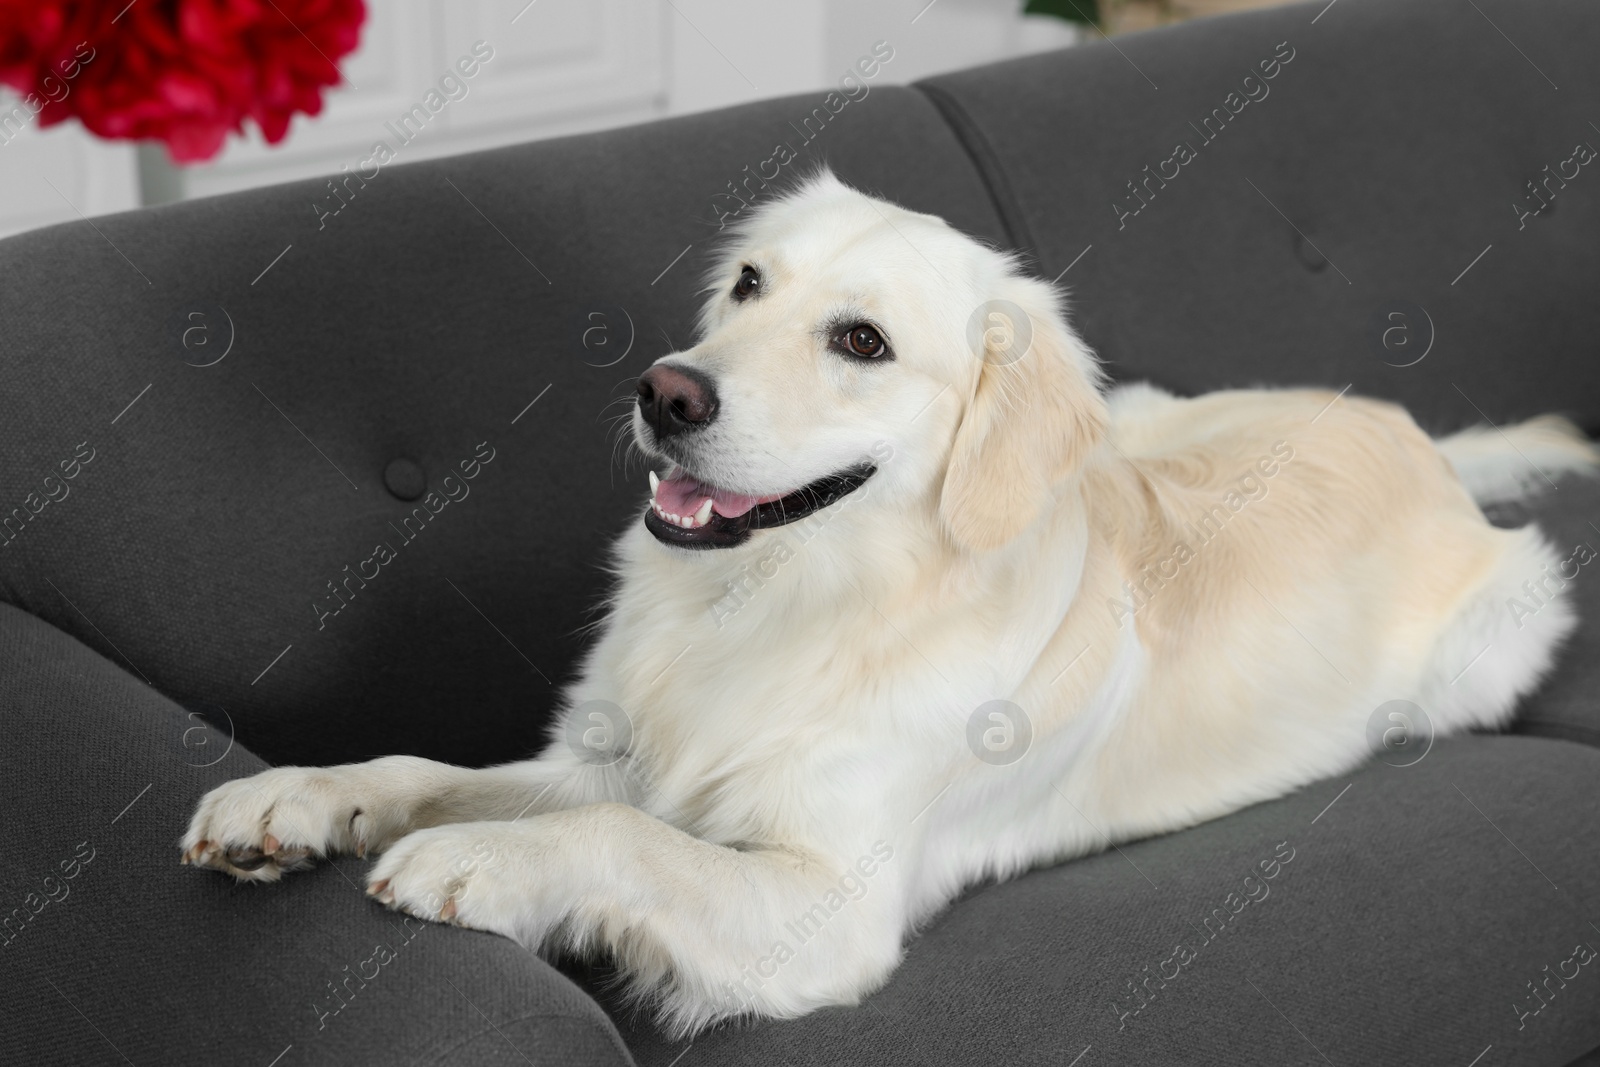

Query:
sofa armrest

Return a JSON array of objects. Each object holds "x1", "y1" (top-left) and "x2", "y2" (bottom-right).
[{"x1": 0, "y1": 602, "x2": 631, "y2": 1066}]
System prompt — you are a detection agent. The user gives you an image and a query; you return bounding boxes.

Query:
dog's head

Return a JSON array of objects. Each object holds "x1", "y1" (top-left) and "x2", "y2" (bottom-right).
[{"x1": 633, "y1": 171, "x2": 1106, "y2": 554}]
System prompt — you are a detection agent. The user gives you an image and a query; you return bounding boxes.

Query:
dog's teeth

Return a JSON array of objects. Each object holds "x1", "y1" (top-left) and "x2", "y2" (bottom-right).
[
  {"x1": 679, "y1": 514, "x2": 694, "y2": 528},
  {"x1": 694, "y1": 499, "x2": 713, "y2": 526},
  {"x1": 649, "y1": 471, "x2": 660, "y2": 497}
]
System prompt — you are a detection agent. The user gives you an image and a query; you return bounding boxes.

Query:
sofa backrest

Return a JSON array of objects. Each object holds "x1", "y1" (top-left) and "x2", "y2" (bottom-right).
[
  {"x1": 1, "y1": 0, "x2": 1595, "y2": 768},
  {"x1": 920, "y1": 0, "x2": 1600, "y2": 431},
  {"x1": 0, "y1": 86, "x2": 1003, "y2": 768}
]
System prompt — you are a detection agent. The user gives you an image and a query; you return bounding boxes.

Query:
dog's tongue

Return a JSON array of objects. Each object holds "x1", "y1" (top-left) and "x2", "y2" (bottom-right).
[{"x1": 655, "y1": 470, "x2": 779, "y2": 518}]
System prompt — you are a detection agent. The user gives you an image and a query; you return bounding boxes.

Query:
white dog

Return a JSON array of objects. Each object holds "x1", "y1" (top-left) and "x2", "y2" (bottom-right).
[{"x1": 182, "y1": 171, "x2": 1596, "y2": 1035}]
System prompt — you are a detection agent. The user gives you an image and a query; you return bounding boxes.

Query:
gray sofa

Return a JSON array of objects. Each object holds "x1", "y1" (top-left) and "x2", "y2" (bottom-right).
[{"x1": 4, "y1": 0, "x2": 1599, "y2": 1063}]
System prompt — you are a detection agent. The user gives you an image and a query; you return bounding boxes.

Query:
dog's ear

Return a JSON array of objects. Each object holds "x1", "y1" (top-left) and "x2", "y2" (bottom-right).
[{"x1": 939, "y1": 276, "x2": 1107, "y2": 551}]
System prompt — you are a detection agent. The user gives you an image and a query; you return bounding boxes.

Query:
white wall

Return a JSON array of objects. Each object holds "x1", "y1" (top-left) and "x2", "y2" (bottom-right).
[
  {"x1": 0, "y1": 123, "x2": 140, "y2": 239},
  {"x1": 0, "y1": 0, "x2": 1077, "y2": 237},
  {"x1": 667, "y1": 0, "x2": 1079, "y2": 113}
]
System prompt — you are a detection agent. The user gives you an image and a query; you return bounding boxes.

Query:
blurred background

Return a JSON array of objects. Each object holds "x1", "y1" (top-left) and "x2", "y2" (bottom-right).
[{"x1": 0, "y1": 0, "x2": 1288, "y2": 239}]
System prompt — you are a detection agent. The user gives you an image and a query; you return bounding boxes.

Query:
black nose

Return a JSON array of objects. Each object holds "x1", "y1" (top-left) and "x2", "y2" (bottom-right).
[{"x1": 636, "y1": 363, "x2": 718, "y2": 438}]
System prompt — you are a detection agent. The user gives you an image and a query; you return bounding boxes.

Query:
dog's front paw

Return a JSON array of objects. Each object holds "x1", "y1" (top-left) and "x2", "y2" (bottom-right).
[
  {"x1": 180, "y1": 757, "x2": 428, "y2": 881},
  {"x1": 365, "y1": 824, "x2": 555, "y2": 944}
]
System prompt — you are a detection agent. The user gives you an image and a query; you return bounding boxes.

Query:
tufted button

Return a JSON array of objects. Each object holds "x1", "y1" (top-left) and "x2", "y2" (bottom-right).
[
  {"x1": 1292, "y1": 231, "x2": 1327, "y2": 272},
  {"x1": 383, "y1": 458, "x2": 426, "y2": 501}
]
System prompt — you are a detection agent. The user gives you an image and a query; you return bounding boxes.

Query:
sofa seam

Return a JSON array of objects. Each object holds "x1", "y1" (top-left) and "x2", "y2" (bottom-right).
[
  {"x1": 421, "y1": 1009, "x2": 636, "y2": 1067},
  {"x1": 1511, "y1": 718, "x2": 1600, "y2": 749},
  {"x1": 910, "y1": 81, "x2": 1038, "y2": 260}
]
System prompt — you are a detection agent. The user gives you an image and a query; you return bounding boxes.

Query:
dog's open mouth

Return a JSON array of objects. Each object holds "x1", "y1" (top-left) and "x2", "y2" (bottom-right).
[{"x1": 644, "y1": 464, "x2": 876, "y2": 549}]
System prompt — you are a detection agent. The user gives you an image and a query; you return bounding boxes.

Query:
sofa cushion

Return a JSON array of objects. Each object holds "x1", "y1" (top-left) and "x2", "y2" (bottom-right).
[
  {"x1": 0, "y1": 87, "x2": 1006, "y2": 771},
  {"x1": 609, "y1": 733, "x2": 1600, "y2": 1066},
  {"x1": 0, "y1": 602, "x2": 632, "y2": 1067},
  {"x1": 917, "y1": 0, "x2": 1600, "y2": 433}
]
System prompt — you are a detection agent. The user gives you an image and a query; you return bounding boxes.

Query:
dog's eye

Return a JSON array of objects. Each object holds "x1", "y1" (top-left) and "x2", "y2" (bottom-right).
[
  {"x1": 841, "y1": 324, "x2": 888, "y2": 360},
  {"x1": 732, "y1": 266, "x2": 761, "y2": 301}
]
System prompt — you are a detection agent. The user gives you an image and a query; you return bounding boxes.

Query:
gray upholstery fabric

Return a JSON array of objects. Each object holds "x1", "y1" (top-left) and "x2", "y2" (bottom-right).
[
  {"x1": 2, "y1": 0, "x2": 1599, "y2": 1064},
  {"x1": 615, "y1": 734, "x2": 1600, "y2": 1066},
  {"x1": 919, "y1": 0, "x2": 1600, "y2": 433},
  {"x1": 0, "y1": 603, "x2": 631, "y2": 1066}
]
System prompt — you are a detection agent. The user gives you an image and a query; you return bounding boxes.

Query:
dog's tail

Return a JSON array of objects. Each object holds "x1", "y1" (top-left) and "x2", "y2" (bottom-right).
[{"x1": 1436, "y1": 414, "x2": 1600, "y2": 506}]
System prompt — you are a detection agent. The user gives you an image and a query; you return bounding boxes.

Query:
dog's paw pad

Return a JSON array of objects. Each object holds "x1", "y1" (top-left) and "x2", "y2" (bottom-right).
[{"x1": 224, "y1": 845, "x2": 272, "y2": 872}]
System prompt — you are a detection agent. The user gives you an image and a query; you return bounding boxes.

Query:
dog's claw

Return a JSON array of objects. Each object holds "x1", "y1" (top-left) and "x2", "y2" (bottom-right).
[
  {"x1": 368, "y1": 878, "x2": 388, "y2": 897},
  {"x1": 262, "y1": 833, "x2": 280, "y2": 855},
  {"x1": 440, "y1": 898, "x2": 457, "y2": 921}
]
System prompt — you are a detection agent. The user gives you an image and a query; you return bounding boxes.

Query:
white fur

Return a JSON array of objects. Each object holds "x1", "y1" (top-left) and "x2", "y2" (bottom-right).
[
  {"x1": 1438, "y1": 414, "x2": 1598, "y2": 506},
  {"x1": 181, "y1": 173, "x2": 1596, "y2": 1037}
]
